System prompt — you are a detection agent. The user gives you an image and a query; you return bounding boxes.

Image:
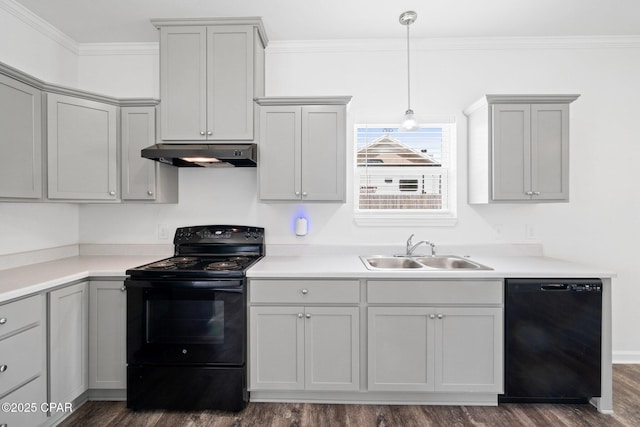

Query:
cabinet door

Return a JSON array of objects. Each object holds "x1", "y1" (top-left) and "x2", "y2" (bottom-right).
[
  {"x1": 0, "y1": 74, "x2": 42, "y2": 199},
  {"x1": 249, "y1": 306, "x2": 304, "y2": 390},
  {"x1": 531, "y1": 104, "x2": 569, "y2": 200},
  {"x1": 121, "y1": 106, "x2": 157, "y2": 200},
  {"x1": 258, "y1": 106, "x2": 302, "y2": 200},
  {"x1": 89, "y1": 281, "x2": 126, "y2": 389},
  {"x1": 492, "y1": 104, "x2": 531, "y2": 201},
  {"x1": 434, "y1": 307, "x2": 503, "y2": 393},
  {"x1": 47, "y1": 94, "x2": 118, "y2": 200},
  {"x1": 159, "y1": 26, "x2": 207, "y2": 140},
  {"x1": 304, "y1": 307, "x2": 359, "y2": 391},
  {"x1": 49, "y1": 281, "x2": 89, "y2": 403},
  {"x1": 368, "y1": 307, "x2": 434, "y2": 391},
  {"x1": 207, "y1": 26, "x2": 254, "y2": 140},
  {"x1": 301, "y1": 105, "x2": 346, "y2": 201}
]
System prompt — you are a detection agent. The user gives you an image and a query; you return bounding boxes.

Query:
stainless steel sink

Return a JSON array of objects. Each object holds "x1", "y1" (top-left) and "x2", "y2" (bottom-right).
[
  {"x1": 413, "y1": 256, "x2": 490, "y2": 270},
  {"x1": 360, "y1": 255, "x2": 492, "y2": 271},
  {"x1": 364, "y1": 256, "x2": 423, "y2": 269}
]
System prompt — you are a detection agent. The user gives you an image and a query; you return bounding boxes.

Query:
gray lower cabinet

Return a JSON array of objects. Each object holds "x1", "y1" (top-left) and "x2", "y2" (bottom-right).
[
  {"x1": 256, "y1": 97, "x2": 350, "y2": 201},
  {"x1": 249, "y1": 306, "x2": 359, "y2": 391},
  {"x1": 0, "y1": 74, "x2": 42, "y2": 200},
  {"x1": 464, "y1": 94, "x2": 579, "y2": 203},
  {"x1": 0, "y1": 295, "x2": 47, "y2": 427},
  {"x1": 368, "y1": 306, "x2": 502, "y2": 393},
  {"x1": 367, "y1": 279, "x2": 503, "y2": 393},
  {"x1": 88, "y1": 281, "x2": 126, "y2": 390},
  {"x1": 121, "y1": 106, "x2": 178, "y2": 203},
  {"x1": 249, "y1": 279, "x2": 360, "y2": 391},
  {"x1": 47, "y1": 93, "x2": 118, "y2": 201},
  {"x1": 49, "y1": 281, "x2": 89, "y2": 404}
]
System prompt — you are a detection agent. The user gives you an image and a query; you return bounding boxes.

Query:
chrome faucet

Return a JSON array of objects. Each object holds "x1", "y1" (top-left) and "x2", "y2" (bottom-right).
[{"x1": 406, "y1": 234, "x2": 436, "y2": 256}]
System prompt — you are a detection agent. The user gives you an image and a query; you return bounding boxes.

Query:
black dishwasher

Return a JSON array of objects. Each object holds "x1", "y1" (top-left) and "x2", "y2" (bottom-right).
[{"x1": 500, "y1": 278, "x2": 602, "y2": 403}]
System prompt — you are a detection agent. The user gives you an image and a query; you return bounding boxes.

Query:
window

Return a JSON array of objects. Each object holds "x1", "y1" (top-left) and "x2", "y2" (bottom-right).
[{"x1": 354, "y1": 122, "x2": 456, "y2": 225}]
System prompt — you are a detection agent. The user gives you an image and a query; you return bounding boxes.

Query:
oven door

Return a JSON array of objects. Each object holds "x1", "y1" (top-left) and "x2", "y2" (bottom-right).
[{"x1": 126, "y1": 279, "x2": 245, "y2": 366}]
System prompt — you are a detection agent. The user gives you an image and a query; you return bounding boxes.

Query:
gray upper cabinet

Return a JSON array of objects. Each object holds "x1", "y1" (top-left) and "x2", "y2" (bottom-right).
[
  {"x1": 465, "y1": 94, "x2": 579, "y2": 203},
  {"x1": 154, "y1": 19, "x2": 267, "y2": 141},
  {"x1": 121, "y1": 105, "x2": 178, "y2": 202},
  {"x1": 0, "y1": 74, "x2": 42, "y2": 200},
  {"x1": 47, "y1": 93, "x2": 119, "y2": 201},
  {"x1": 256, "y1": 97, "x2": 351, "y2": 202}
]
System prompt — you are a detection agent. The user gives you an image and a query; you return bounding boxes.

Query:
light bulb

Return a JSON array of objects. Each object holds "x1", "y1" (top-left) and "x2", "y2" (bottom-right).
[{"x1": 400, "y1": 110, "x2": 420, "y2": 132}]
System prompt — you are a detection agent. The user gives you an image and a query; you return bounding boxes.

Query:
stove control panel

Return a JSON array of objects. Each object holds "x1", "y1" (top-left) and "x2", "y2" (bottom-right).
[{"x1": 174, "y1": 225, "x2": 264, "y2": 245}]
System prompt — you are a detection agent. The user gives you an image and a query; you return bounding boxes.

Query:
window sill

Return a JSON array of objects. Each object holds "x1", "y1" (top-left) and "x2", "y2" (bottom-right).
[{"x1": 354, "y1": 211, "x2": 458, "y2": 227}]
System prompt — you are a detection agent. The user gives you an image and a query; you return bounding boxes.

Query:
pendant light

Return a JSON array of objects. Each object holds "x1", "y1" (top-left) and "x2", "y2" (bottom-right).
[{"x1": 399, "y1": 10, "x2": 419, "y2": 132}]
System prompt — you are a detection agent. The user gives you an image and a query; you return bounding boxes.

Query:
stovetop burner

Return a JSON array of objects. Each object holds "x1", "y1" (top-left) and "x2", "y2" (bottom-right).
[
  {"x1": 205, "y1": 261, "x2": 242, "y2": 271},
  {"x1": 126, "y1": 225, "x2": 265, "y2": 279}
]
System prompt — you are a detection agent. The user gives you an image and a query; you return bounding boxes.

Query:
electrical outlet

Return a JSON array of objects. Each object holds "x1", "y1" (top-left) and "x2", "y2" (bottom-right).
[
  {"x1": 525, "y1": 224, "x2": 537, "y2": 239},
  {"x1": 158, "y1": 224, "x2": 169, "y2": 240}
]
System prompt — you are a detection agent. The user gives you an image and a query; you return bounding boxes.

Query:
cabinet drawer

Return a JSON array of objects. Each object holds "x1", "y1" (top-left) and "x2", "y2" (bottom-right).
[
  {"x1": 0, "y1": 326, "x2": 43, "y2": 397},
  {"x1": 0, "y1": 375, "x2": 47, "y2": 427},
  {"x1": 0, "y1": 295, "x2": 41, "y2": 339},
  {"x1": 250, "y1": 280, "x2": 360, "y2": 304},
  {"x1": 367, "y1": 280, "x2": 502, "y2": 305}
]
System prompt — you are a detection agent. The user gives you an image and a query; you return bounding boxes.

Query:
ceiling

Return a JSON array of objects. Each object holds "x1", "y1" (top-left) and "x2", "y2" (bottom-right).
[{"x1": 12, "y1": 0, "x2": 640, "y2": 44}]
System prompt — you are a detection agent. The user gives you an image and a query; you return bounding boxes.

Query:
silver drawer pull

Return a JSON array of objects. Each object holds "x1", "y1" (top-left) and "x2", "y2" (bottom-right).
[
  {"x1": 429, "y1": 314, "x2": 435, "y2": 319},
  {"x1": 301, "y1": 289, "x2": 308, "y2": 295},
  {"x1": 120, "y1": 286, "x2": 126, "y2": 292},
  {"x1": 437, "y1": 314, "x2": 444, "y2": 319},
  {"x1": 298, "y1": 313, "x2": 304, "y2": 318},
  {"x1": 0, "y1": 317, "x2": 6, "y2": 325},
  {"x1": 0, "y1": 365, "x2": 7, "y2": 373},
  {"x1": 306, "y1": 313, "x2": 311, "y2": 319}
]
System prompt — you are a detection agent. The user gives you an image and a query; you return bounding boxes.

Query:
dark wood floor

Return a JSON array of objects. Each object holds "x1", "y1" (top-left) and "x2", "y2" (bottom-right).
[{"x1": 59, "y1": 364, "x2": 640, "y2": 427}]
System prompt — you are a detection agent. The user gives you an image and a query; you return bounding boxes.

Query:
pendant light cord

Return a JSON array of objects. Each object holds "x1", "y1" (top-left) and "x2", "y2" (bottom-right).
[{"x1": 406, "y1": 22, "x2": 411, "y2": 112}]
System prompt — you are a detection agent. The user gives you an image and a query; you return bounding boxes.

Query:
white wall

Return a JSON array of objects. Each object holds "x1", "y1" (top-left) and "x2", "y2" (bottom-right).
[
  {"x1": 0, "y1": 3, "x2": 80, "y2": 256},
  {"x1": 78, "y1": 40, "x2": 640, "y2": 359}
]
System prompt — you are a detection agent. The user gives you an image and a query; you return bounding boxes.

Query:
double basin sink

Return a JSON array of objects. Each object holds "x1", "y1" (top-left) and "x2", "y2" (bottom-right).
[{"x1": 360, "y1": 255, "x2": 492, "y2": 271}]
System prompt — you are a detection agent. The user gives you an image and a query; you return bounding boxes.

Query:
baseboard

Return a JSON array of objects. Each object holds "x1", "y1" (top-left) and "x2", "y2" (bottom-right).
[{"x1": 613, "y1": 351, "x2": 640, "y2": 364}]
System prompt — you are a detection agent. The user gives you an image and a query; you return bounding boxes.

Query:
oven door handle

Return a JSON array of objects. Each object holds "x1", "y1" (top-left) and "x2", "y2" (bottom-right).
[{"x1": 125, "y1": 280, "x2": 244, "y2": 291}]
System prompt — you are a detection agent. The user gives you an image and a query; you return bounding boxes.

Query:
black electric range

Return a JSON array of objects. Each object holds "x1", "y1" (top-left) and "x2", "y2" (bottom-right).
[{"x1": 125, "y1": 225, "x2": 264, "y2": 411}]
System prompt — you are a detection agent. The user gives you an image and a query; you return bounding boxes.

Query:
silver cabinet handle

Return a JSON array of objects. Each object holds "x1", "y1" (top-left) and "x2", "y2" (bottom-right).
[
  {"x1": 207, "y1": 131, "x2": 212, "y2": 136},
  {"x1": 525, "y1": 191, "x2": 533, "y2": 196},
  {"x1": 0, "y1": 317, "x2": 6, "y2": 325},
  {"x1": 0, "y1": 365, "x2": 7, "y2": 373},
  {"x1": 298, "y1": 313, "x2": 304, "y2": 318},
  {"x1": 147, "y1": 191, "x2": 154, "y2": 196},
  {"x1": 306, "y1": 313, "x2": 311, "y2": 319},
  {"x1": 302, "y1": 192, "x2": 308, "y2": 197},
  {"x1": 301, "y1": 289, "x2": 308, "y2": 295},
  {"x1": 437, "y1": 314, "x2": 444, "y2": 319},
  {"x1": 109, "y1": 191, "x2": 116, "y2": 196},
  {"x1": 120, "y1": 286, "x2": 126, "y2": 292},
  {"x1": 200, "y1": 131, "x2": 205, "y2": 136},
  {"x1": 295, "y1": 191, "x2": 301, "y2": 196},
  {"x1": 533, "y1": 191, "x2": 541, "y2": 195},
  {"x1": 429, "y1": 314, "x2": 435, "y2": 319}
]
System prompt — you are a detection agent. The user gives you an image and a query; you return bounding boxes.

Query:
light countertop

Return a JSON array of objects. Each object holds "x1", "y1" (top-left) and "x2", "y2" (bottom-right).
[
  {"x1": 246, "y1": 254, "x2": 616, "y2": 280},
  {"x1": 0, "y1": 253, "x2": 615, "y2": 304},
  {"x1": 0, "y1": 255, "x2": 158, "y2": 303}
]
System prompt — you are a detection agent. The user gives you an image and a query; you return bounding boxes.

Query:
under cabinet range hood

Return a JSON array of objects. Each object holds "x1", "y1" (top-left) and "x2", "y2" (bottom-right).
[{"x1": 141, "y1": 143, "x2": 257, "y2": 167}]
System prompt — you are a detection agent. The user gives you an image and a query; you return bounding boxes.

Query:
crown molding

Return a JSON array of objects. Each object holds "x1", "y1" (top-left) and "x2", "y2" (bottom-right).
[
  {"x1": 0, "y1": 0, "x2": 78, "y2": 54},
  {"x1": 267, "y1": 35, "x2": 640, "y2": 54}
]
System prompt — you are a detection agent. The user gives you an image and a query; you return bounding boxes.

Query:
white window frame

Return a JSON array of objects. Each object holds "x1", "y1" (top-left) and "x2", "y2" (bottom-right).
[{"x1": 353, "y1": 119, "x2": 457, "y2": 226}]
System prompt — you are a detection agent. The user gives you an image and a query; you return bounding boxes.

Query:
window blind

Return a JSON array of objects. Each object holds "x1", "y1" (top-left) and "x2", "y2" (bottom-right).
[{"x1": 356, "y1": 125, "x2": 452, "y2": 212}]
